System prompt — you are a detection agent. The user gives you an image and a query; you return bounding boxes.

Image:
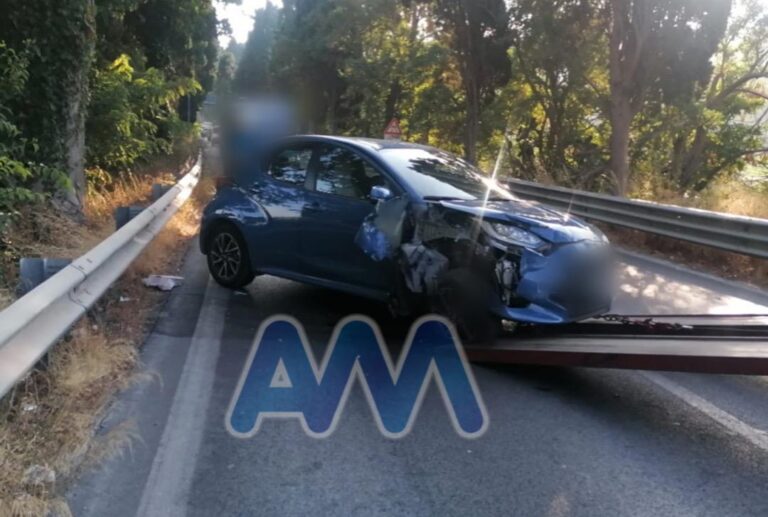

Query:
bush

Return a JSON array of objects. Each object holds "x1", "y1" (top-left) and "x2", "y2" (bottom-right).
[
  {"x1": 0, "y1": 41, "x2": 68, "y2": 217},
  {"x1": 86, "y1": 54, "x2": 201, "y2": 174}
]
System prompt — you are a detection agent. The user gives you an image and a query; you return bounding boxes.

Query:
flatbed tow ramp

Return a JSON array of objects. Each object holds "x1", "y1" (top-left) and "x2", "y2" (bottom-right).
[{"x1": 466, "y1": 315, "x2": 768, "y2": 375}]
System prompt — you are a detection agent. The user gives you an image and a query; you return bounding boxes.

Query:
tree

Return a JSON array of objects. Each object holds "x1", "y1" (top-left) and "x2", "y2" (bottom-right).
[
  {"x1": 339, "y1": 1, "x2": 462, "y2": 144},
  {"x1": 669, "y1": 1, "x2": 768, "y2": 190},
  {"x1": 0, "y1": 0, "x2": 99, "y2": 211},
  {"x1": 0, "y1": 42, "x2": 68, "y2": 215},
  {"x1": 122, "y1": 0, "x2": 219, "y2": 122},
  {"x1": 216, "y1": 51, "x2": 237, "y2": 95},
  {"x1": 607, "y1": 0, "x2": 732, "y2": 195},
  {"x1": 226, "y1": 39, "x2": 245, "y2": 65},
  {"x1": 265, "y1": 0, "x2": 394, "y2": 131},
  {"x1": 433, "y1": 0, "x2": 512, "y2": 163},
  {"x1": 86, "y1": 54, "x2": 201, "y2": 172},
  {"x1": 225, "y1": 0, "x2": 765, "y2": 197},
  {"x1": 0, "y1": 0, "x2": 222, "y2": 216},
  {"x1": 506, "y1": 0, "x2": 607, "y2": 185},
  {"x1": 234, "y1": 2, "x2": 281, "y2": 93}
]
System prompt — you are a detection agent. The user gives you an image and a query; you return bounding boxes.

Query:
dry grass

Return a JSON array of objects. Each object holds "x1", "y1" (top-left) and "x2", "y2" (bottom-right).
[
  {"x1": 0, "y1": 158, "x2": 214, "y2": 516},
  {"x1": 84, "y1": 170, "x2": 180, "y2": 222},
  {"x1": 0, "y1": 325, "x2": 138, "y2": 516},
  {"x1": 0, "y1": 213, "x2": 101, "y2": 311},
  {"x1": 695, "y1": 178, "x2": 768, "y2": 220},
  {"x1": 632, "y1": 175, "x2": 768, "y2": 219},
  {"x1": 607, "y1": 175, "x2": 768, "y2": 289}
]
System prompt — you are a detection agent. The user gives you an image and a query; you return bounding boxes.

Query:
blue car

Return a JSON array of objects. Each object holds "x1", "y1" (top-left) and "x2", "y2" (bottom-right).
[{"x1": 201, "y1": 136, "x2": 613, "y2": 341}]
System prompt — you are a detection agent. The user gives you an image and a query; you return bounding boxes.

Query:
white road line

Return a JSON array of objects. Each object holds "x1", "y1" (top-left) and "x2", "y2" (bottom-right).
[
  {"x1": 641, "y1": 371, "x2": 768, "y2": 453},
  {"x1": 136, "y1": 278, "x2": 229, "y2": 517}
]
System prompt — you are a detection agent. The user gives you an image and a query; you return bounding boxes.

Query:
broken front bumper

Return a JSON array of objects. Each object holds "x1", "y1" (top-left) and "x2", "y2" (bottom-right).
[{"x1": 488, "y1": 243, "x2": 614, "y2": 324}]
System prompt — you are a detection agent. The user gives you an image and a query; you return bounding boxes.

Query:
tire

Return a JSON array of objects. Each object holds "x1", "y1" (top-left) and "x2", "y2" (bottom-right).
[
  {"x1": 430, "y1": 268, "x2": 502, "y2": 344},
  {"x1": 206, "y1": 223, "x2": 255, "y2": 288}
]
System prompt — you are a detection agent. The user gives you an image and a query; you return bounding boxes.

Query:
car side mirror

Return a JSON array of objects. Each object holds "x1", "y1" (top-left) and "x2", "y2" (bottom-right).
[{"x1": 369, "y1": 185, "x2": 393, "y2": 202}]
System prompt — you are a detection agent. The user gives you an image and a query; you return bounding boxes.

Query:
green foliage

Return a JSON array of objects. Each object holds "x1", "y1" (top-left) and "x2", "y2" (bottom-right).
[
  {"x1": 339, "y1": 3, "x2": 462, "y2": 146},
  {"x1": 0, "y1": 0, "x2": 763, "y2": 210},
  {"x1": 85, "y1": 0, "x2": 218, "y2": 190},
  {"x1": 226, "y1": 40, "x2": 245, "y2": 65},
  {"x1": 235, "y1": 1, "x2": 280, "y2": 93},
  {"x1": 627, "y1": 0, "x2": 768, "y2": 193},
  {"x1": 216, "y1": 51, "x2": 237, "y2": 95},
  {"x1": 233, "y1": 0, "x2": 768, "y2": 196},
  {"x1": 0, "y1": 41, "x2": 68, "y2": 215},
  {"x1": 121, "y1": 0, "x2": 219, "y2": 120},
  {"x1": 504, "y1": 0, "x2": 608, "y2": 185},
  {"x1": 0, "y1": 0, "x2": 98, "y2": 167},
  {"x1": 0, "y1": 0, "x2": 218, "y2": 214},
  {"x1": 86, "y1": 54, "x2": 202, "y2": 172}
]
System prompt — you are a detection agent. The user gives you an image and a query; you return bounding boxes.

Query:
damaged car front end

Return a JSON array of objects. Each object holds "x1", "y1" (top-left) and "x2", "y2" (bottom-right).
[{"x1": 354, "y1": 145, "x2": 614, "y2": 338}]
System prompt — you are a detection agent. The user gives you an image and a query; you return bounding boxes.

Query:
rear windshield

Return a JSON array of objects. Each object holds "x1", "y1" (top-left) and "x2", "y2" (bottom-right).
[{"x1": 380, "y1": 147, "x2": 516, "y2": 200}]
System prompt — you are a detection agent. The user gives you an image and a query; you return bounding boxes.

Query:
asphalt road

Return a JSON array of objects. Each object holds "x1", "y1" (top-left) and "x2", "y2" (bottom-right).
[{"x1": 68, "y1": 246, "x2": 768, "y2": 517}]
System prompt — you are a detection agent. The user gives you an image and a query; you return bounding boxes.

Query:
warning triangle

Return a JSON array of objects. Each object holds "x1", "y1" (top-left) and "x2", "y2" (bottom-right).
[
  {"x1": 269, "y1": 359, "x2": 293, "y2": 388},
  {"x1": 383, "y1": 118, "x2": 402, "y2": 139}
]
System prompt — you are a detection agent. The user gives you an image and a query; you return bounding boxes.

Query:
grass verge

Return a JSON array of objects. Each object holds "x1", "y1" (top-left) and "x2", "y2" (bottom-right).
[{"x1": 0, "y1": 159, "x2": 214, "y2": 516}]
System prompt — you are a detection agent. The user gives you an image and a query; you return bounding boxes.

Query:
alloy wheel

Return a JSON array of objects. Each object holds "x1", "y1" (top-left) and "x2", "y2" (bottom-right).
[{"x1": 210, "y1": 232, "x2": 242, "y2": 282}]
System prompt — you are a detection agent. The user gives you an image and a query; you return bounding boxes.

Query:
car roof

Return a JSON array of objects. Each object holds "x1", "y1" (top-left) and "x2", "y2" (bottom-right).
[
  {"x1": 275, "y1": 135, "x2": 451, "y2": 199},
  {"x1": 288, "y1": 134, "x2": 437, "y2": 153}
]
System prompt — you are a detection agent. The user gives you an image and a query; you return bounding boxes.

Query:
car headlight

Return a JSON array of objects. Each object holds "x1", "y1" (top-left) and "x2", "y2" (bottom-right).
[{"x1": 482, "y1": 221, "x2": 544, "y2": 249}]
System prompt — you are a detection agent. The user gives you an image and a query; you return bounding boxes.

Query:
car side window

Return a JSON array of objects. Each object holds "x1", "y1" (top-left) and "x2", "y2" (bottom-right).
[
  {"x1": 267, "y1": 146, "x2": 313, "y2": 186},
  {"x1": 314, "y1": 145, "x2": 389, "y2": 200}
]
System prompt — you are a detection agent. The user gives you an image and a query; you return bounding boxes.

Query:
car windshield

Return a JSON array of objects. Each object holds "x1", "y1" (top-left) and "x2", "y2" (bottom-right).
[{"x1": 380, "y1": 147, "x2": 516, "y2": 201}]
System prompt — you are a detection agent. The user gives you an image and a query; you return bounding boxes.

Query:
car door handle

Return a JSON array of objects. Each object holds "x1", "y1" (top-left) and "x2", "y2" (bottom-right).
[{"x1": 305, "y1": 201, "x2": 325, "y2": 212}]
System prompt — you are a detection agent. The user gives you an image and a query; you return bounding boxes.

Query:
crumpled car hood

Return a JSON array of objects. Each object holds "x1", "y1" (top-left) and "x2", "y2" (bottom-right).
[{"x1": 437, "y1": 198, "x2": 601, "y2": 244}]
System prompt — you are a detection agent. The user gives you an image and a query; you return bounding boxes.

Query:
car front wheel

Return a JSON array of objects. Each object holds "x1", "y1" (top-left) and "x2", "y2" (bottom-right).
[
  {"x1": 206, "y1": 223, "x2": 255, "y2": 288},
  {"x1": 430, "y1": 268, "x2": 502, "y2": 344}
]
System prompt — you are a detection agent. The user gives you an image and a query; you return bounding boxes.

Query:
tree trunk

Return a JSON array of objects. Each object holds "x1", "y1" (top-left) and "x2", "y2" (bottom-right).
[
  {"x1": 608, "y1": 0, "x2": 634, "y2": 196},
  {"x1": 608, "y1": 94, "x2": 632, "y2": 196},
  {"x1": 59, "y1": 0, "x2": 96, "y2": 213},
  {"x1": 680, "y1": 126, "x2": 708, "y2": 190},
  {"x1": 384, "y1": 80, "x2": 402, "y2": 125},
  {"x1": 326, "y1": 81, "x2": 339, "y2": 134},
  {"x1": 669, "y1": 135, "x2": 685, "y2": 183},
  {"x1": 454, "y1": 0, "x2": 479, "y2": 164},
  {"x1": 62, "y1": 62, "x2": 88, "y2": 210},
  {"x1": 464, "y1": 75, "x2": 479, "y2": 164}
]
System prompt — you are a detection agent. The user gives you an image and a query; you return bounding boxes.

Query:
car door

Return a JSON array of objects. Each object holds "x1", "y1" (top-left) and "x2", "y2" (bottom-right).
[
  {"x1": 299, "y1": 143, "x2": 396, "y2": 290},
  {"x1": 244, "y1": 142, "x2": 315, "y2": 273}
]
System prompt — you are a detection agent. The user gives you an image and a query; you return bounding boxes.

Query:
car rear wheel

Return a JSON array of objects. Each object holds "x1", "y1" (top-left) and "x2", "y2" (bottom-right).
[
  {"x1": 206, "y1": 223, "x2": 255, "y2": 288},
  {"x1": 430, "y1": 268, "x2": 502, "y2": 344}
]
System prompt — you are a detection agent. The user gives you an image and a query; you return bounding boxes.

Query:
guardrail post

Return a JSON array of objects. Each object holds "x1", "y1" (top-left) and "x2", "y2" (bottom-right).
[
  {"x1": 151, "y1": 184, "x2": 172, "y2": 202},
  {"x1": 114, "y1": 206, "x2": 146, "y2": 231},
  {"x1": 16, "y1": 258, "x2": 73, "y2": 297}
]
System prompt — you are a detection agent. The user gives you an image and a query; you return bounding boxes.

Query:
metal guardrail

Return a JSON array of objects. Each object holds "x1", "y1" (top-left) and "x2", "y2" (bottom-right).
[
  {"x1": 506, "y1": 179, "x2": 768, "y2": 259},
  {"x1": 0, "y1": 156, "x2": 202, "y2": 398}
]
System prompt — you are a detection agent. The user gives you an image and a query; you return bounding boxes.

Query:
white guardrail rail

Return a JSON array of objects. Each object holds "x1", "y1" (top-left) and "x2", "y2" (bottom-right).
[
  {"x1": 506, "y1": 178, "x2": 768, "y2": 260},
  {"x1": 0, "y1": 156, "x2": 201, "y2": 398}
]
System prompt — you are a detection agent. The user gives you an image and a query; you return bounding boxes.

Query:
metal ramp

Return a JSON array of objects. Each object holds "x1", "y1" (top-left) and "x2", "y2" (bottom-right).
[{"x1": 465, "y1": 315, "x2": 768, "y2": 375}]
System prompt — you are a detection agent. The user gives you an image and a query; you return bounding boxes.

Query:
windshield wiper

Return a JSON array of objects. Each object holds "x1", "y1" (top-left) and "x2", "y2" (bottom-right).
[{"x1": 423, "y1": 195, "x2": 467, "y2": 201}]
